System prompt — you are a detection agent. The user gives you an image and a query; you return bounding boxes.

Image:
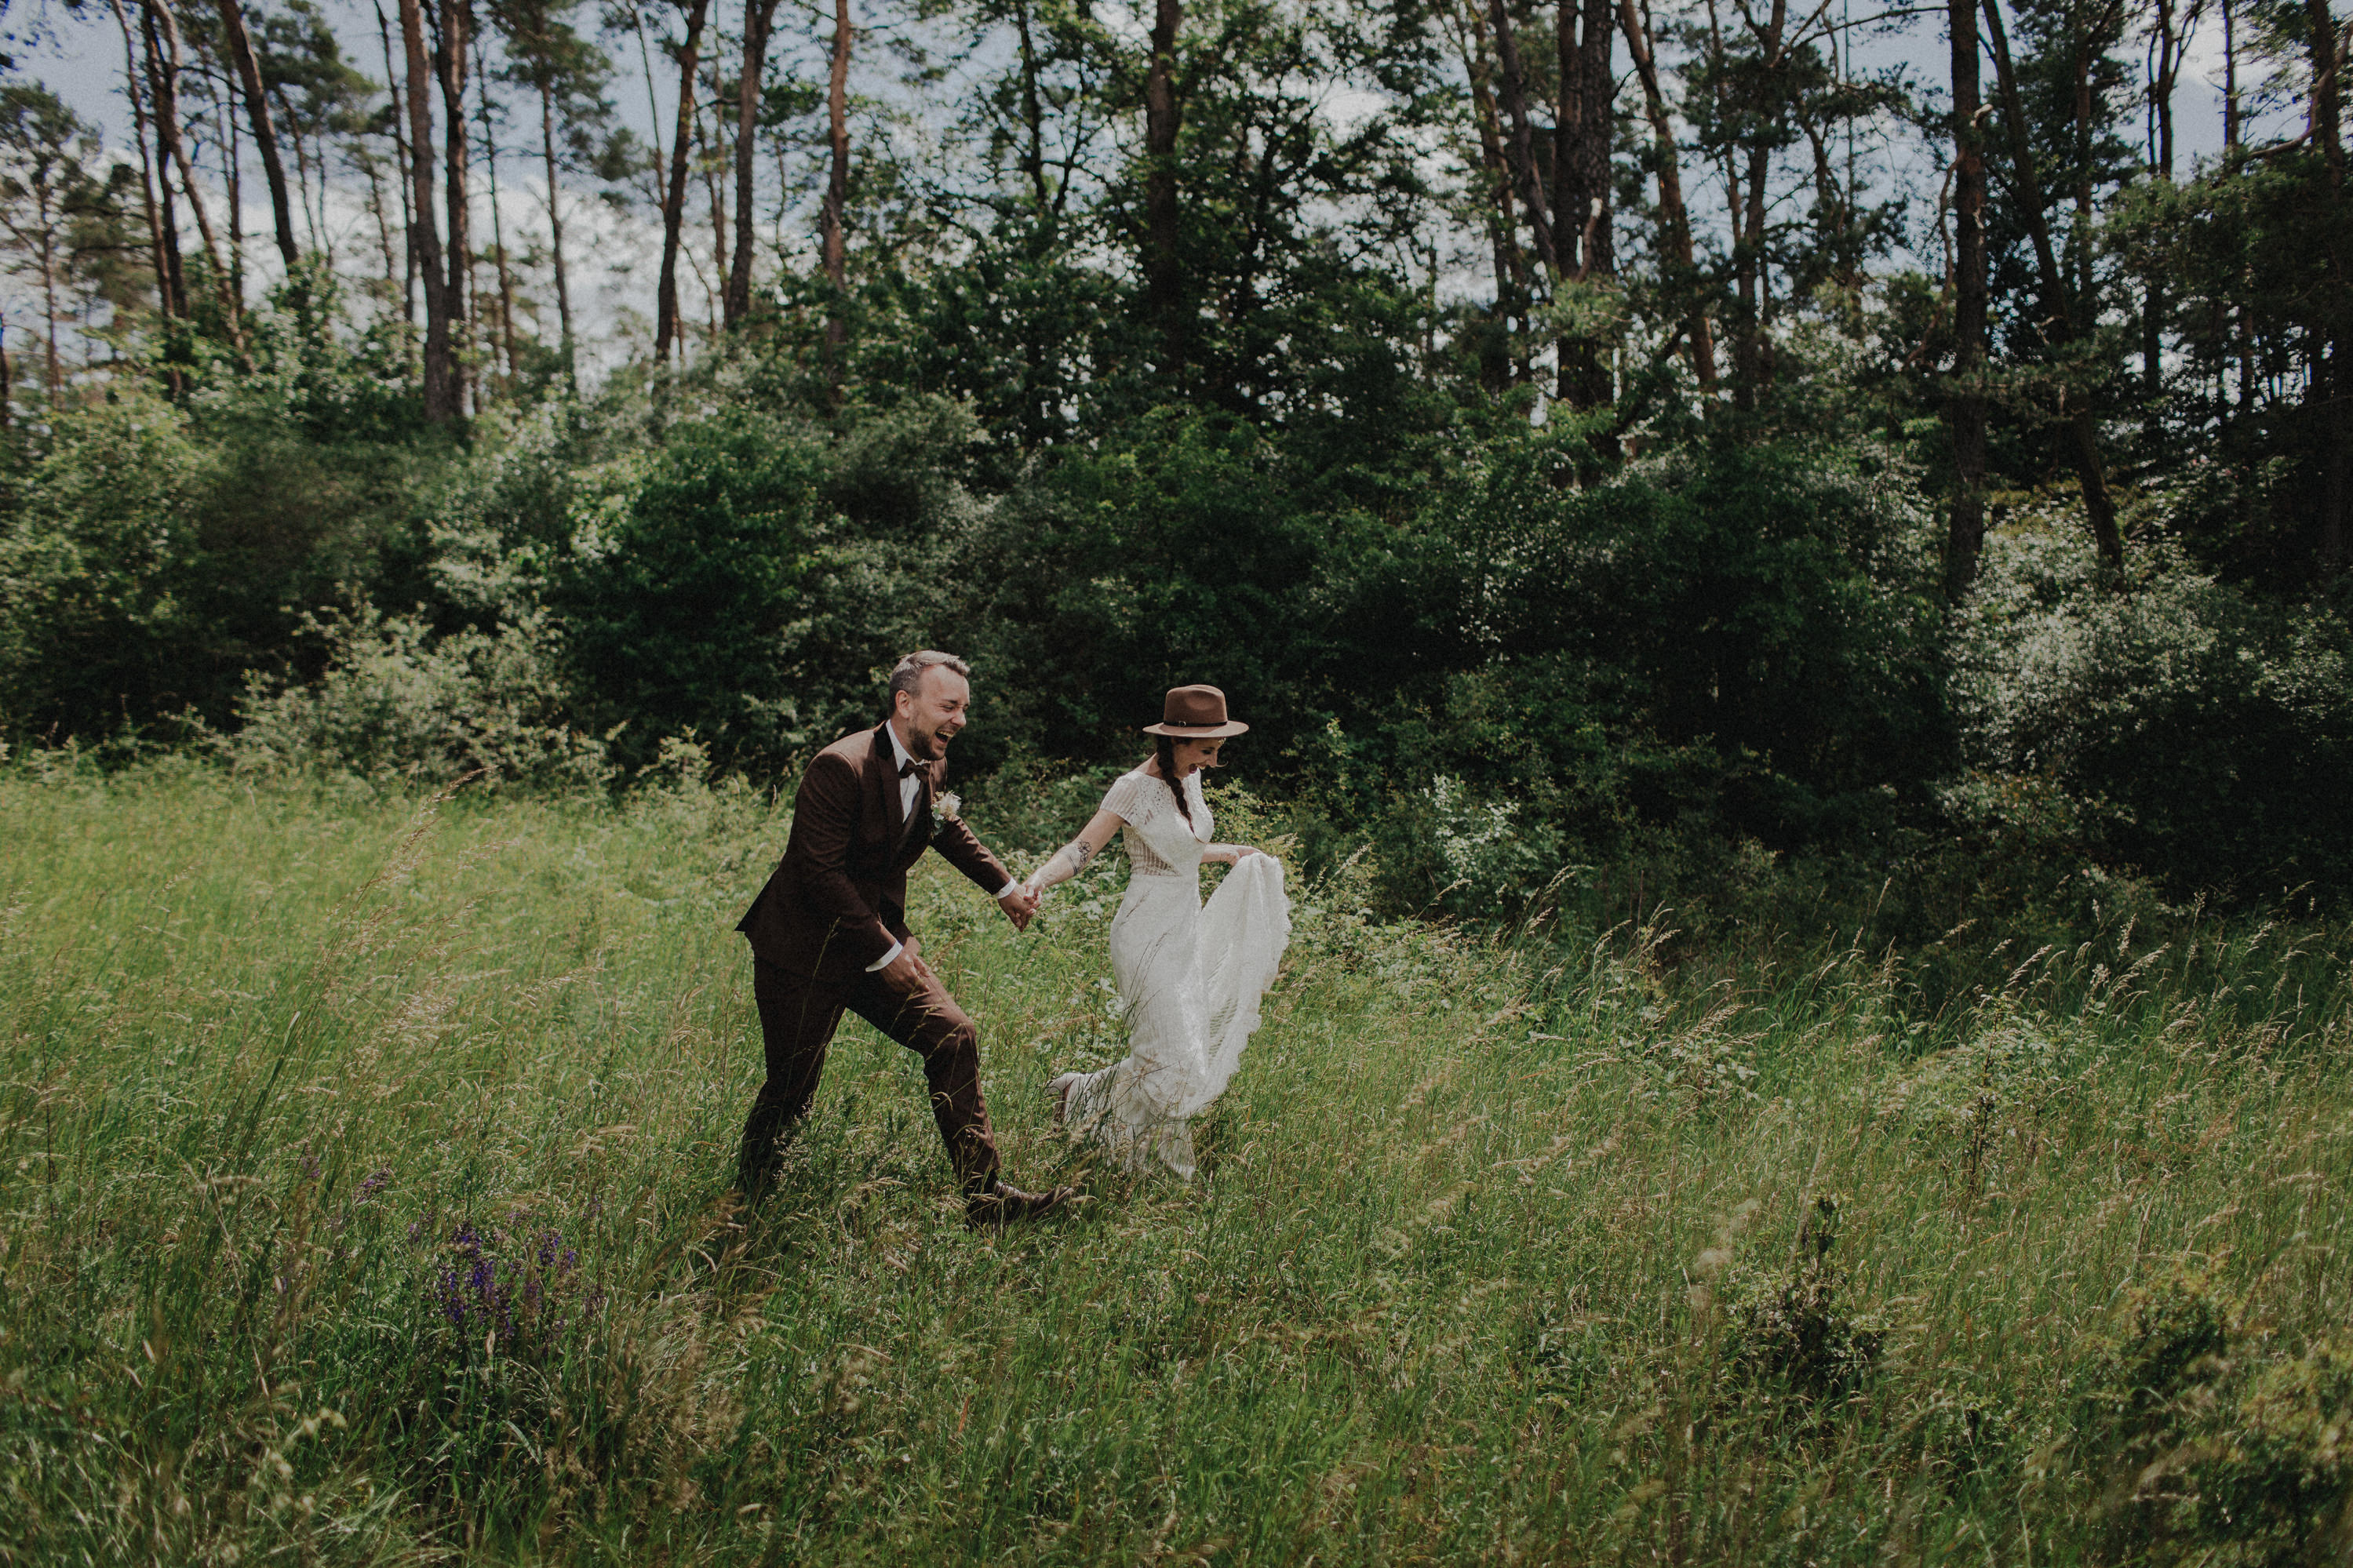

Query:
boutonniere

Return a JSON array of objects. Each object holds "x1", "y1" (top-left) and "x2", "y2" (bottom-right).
[{"x1": 932, "y1": 791, "x2": 962, "y2": 826}]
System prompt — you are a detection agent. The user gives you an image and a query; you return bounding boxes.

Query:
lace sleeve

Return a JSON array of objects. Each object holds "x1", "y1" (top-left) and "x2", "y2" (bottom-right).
[{"x1": 1098, "y1": 771, "x2": 1158, "y2": 825}]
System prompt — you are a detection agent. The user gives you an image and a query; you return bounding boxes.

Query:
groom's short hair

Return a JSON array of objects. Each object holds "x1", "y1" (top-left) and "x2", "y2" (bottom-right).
[{"x1": 888, "y1": 650, "x2": 971, "y2": 709}]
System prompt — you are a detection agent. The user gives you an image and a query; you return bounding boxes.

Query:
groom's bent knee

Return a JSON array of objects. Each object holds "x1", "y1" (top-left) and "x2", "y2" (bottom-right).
[{"x1": 865, "y1": 980, "x2": 974, "y2": 1055}]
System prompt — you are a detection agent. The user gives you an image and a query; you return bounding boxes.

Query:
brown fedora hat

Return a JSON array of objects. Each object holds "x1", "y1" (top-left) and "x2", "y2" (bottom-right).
[{"x1": 1142, "y1": 684, "x2": 1249, "y2": 738}]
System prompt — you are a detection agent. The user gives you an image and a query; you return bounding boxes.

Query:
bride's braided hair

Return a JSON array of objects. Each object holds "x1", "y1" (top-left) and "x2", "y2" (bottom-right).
[{"x1": 1153, "y1": 734, "x2": 1193, "y2": 824}]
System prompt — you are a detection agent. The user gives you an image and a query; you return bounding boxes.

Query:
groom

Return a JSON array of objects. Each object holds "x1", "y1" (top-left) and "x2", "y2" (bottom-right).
[{"x1": 735, "y1": 650, "x2": 1075, "y2": 1225}]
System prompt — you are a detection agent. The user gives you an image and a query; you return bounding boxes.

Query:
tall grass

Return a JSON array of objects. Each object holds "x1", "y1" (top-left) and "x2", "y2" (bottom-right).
[{"x1": 2, "y1": 762, "x2": 2348, "y2": 1564}]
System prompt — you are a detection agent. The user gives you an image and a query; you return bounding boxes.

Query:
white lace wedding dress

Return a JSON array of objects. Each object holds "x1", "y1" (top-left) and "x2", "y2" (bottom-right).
[{"x1": 1060, "y1": 768, "x2": 1291, "y2": 1177}]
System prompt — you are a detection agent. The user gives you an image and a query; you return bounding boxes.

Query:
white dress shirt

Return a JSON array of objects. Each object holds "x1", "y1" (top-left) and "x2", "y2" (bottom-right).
[{"x1": 869, "y1": 724, "x2": 1018, "y2": 973}]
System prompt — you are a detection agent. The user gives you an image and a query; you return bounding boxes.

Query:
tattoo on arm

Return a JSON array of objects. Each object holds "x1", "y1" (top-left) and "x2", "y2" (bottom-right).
[{"x1": 1034, "y1": 836, "x2": 1097, "y2": 891}]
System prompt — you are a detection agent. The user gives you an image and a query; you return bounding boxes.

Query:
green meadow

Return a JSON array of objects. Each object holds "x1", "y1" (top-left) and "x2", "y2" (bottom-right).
[{"x1": 2, "y1": 766, "x2": 2349, "y2": 1564}]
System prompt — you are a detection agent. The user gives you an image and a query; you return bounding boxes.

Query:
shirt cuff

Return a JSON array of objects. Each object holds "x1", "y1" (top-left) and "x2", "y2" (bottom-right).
[
  {"x1": 996, "y1": 880, "x2": 1021, "y2": 900},
  {"x1": 865, "y1": 940, "x2": 904, "y2": 973}
]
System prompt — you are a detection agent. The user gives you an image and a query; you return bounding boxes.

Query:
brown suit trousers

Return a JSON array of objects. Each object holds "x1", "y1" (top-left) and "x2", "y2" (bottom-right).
[{"x1": 741, "y1": 951, "x2": 1000, "y2": 1193}]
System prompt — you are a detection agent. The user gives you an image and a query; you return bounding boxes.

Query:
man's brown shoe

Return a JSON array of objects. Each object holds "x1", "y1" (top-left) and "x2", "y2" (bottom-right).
[{"x1": 966, "y1": 1180, "x2": 1079, "y2": 1228}]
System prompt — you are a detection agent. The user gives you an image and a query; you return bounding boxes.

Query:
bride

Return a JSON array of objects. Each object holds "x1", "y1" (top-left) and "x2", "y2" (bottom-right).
[{"x1": 1021, "y1": 685, "x2": 1291, "y2": 1177}]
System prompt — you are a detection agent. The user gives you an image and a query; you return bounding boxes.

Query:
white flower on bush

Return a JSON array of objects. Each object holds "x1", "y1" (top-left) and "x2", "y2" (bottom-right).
[{"x1": 1425, "y1": 775, "x2": 1550, "y2": 909}]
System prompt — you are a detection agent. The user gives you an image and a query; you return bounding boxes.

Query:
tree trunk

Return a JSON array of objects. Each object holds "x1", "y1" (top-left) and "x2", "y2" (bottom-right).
[
  {"x1": 2223, "y1": 0, "x2": 2254, "y2": 410},
  {"x1": 1013, "y1": 0, "x2": 1050, "y2": 214},
  {"x1": 821, "y1": 0, "x2": 854, "y2": 356},
  {"x1": 2223, "y1": 0, "x2": 2241, "y2": 147},
  {"x1": 701, "y1": 58, "x2": 730, "y2": 333},
  {"x1": 1744, "y1": 137, "x2": 1772, "y2": 389},
  {"x1": 1947, "y1": 0, "x2": 1991, "y2": 597},
  {"x1": 1452, "y1": 0, "x2": 1529, "y2": 389},
  {"x1": 727, "y1": 0, "x2": 784, "y2": 327},
  {"x1": 435, "y1": 0, "x2": 473, "y2": 413},
  {"x1": 363, "y1": 152, "x2": 402, "y2": 327},
  {"x1": 1553, "y1": 0, "x2": 1614, "y2": 278},
  {"x1": 38, "y1": 197, "x2": 60, "y2": 398},
  {"x1": 1619, "y1": 0, "x2": 1714, "y2": 392},
  {"x1": 1725, "y1": 152, "x2": 1757, "y2": 408},
  {"x1": 213, "y1": 0, "x2": 297, "y2": 268},
  {"x1": 1142, "y1": 0, "x2": 1186, "y2": 366},
  {"x1": 656, "y1": 0, "x2": 709, "y2": 363},
  {"x1": 1487, "y1": 0, "x2": 1559, "y2": 275},
  {"x1": 1702, "y1": 0, "x2": 1752, "y2": 406},
  {"x1": 1553, "y1": 0, "x2": 1615, "y2": 408},
  {"x1": 1982, "y1": 0, "x2": 2125, "y2": 577},
  {"x1": 399, "y1": 0, "x2": 457, "y2": 419},
  {"x1": 632, "y1": 6, "x2": 666, "y2": 179},
  {"x1": 376, "y1": 2, "x2": 418, "y2": 341},
  {"x1": 108, "y1": 0, "x2": 173, "y2": 326},
  {"x1": 2304, "y1": 0, "x2": 2348, "y2": 575},
  {"x1": 473, "y1": 35, "x2": 519, "y2": 392},
  {"x1": 137, "y1": 9, "x2": 190, "y2": 327},
  {"x1": 142, "y1": 0, "x2": 249, "y2": 363},
  {"x1": 2141, "y1": 0, "x2": 2191, "y2": 420},
  {"x1": 539, "y1": 82, "x2": 574, "y2": 376},
  {"x1": 225, "y1": 80, "x2": 246, "y2": 306}
]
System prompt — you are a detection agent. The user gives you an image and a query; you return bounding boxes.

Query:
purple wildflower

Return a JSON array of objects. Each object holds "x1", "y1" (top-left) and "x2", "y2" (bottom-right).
[{"x1": 428, "y1": 1217, "x2": 598, "y2": 1362}]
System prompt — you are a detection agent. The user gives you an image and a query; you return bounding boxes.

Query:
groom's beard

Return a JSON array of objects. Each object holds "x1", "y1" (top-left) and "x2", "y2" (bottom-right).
[{"x1": 909, "y1": 726, "x2": 956, "y2": 761}]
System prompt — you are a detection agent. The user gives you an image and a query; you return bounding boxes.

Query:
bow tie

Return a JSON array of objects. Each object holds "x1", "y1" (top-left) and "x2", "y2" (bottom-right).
[{"x1": 898, "y1": 759, "x2": 925, "y2": 780}]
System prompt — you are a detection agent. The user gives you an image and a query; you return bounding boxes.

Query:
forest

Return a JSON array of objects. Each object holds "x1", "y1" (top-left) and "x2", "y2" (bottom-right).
[{"x1": 0, "y1": 0, "x2": 2347, "y2": 911}]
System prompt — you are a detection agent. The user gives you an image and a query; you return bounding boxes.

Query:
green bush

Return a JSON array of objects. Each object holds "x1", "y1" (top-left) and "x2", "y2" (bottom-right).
[
  {"x1": 1406, "y1": 434, "x2": 1947, "y2": 839},
  {"x1": 1953, "y1": 523, "x2": 2353, "y2": 900},
  {"x1": 552, "y1": 398, "x2": 986, "y2": 778},
  {"x1": 223, "y1": 606, "x2": 608, "y2": 791},
  {"x1": 0, "y1": 375, "x2": 433, "y2": 744},
  {"x1": 1297, "y1": 433, "x2": 1947, "y2": 918},
  {"x1": 2085, "y1": 1268, "x2": 2353, "y2": 1566},
  {"x1": 1717, "y1": 1195, "x2": 1885, "y2": 1407},
  {"x1": 947, "y1": 407, "x2": 1350, "y2": 776},
  {"x1": 0, "y1": 395, "x2": 220, "y2": 739}
]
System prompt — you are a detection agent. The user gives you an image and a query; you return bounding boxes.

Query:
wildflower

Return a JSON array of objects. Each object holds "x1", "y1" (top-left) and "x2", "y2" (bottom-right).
[{"x1": 427, "y1": 1218, "x2": 598, "y2": 1361}]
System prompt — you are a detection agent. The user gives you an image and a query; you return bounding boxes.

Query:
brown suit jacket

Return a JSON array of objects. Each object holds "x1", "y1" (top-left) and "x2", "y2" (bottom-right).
[{"x1": 736, "y1": 724, "x2": 1011, "y2": 984}]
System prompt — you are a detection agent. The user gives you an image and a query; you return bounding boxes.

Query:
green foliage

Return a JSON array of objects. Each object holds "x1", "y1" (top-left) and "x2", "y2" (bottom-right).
[
  {"x1": 1953, "y1": 523, "x2": 2353, "y2": 897},
  {"x1": 1301, "y1": 431, "x2": 1947, "y2": 915},
  {"x1": 0, "y1": 295, "x2": 444, "y2": 745},
  {"x1": 554, "y1": 409, "x2": 837, "y2": 773},
  {"x1": 2109, "y1": 151, "x2": 2353, "y2": 586},
  {"x1": 0, "y1": 395, "x2": 220, "y2": 737},
  {"x1": 223, "y1": 605, "x2": 609, "y2": 790},
  {"x1": 1716, "y1": 1195, "x2": 1886, "y2": 1406},
  {"x1": 950, "y1": 408, "x2": 1345, "y2": 771},
  {"x1": 551, "y1": 397, "x2": 993, "y2": 776},
  {"x1": 2083, "y1": 1269, "x2": 2353, "y2": 1566}
]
